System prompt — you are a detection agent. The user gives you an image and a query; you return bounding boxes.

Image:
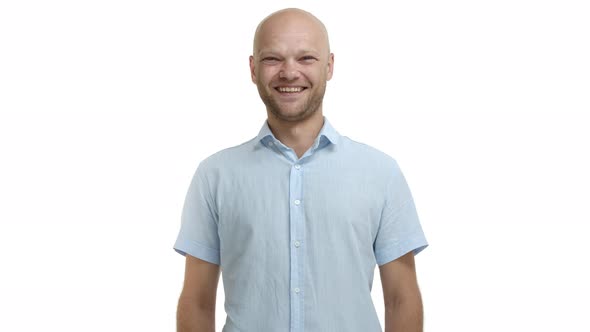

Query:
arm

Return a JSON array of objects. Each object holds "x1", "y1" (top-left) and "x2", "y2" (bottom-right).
[
  {"x1": 177, "y1": 254, "x2": 221, "y2": 332},
  {"x1": 379, "y1": 251, "x2": 423, "y2": 332}
]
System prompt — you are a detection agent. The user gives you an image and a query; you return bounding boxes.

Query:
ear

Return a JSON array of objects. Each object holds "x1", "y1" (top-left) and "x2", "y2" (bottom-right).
[
  {"x1": 326, "y1": 53, "x2": 334, "y2": 81},
  {"x1": 249, "y1": 55, "x2": 257, "y2": 84}
]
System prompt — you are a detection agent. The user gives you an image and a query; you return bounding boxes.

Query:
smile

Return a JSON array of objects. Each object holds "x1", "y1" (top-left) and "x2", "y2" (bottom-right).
[{"x1": 275, "y1": 87, "x2": 307, "y2": 93}]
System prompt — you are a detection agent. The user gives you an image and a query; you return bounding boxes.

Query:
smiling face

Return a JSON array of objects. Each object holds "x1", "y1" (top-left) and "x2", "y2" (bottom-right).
[{"x1": 250, "y1": 9, "x2": 334, "y2": 122}]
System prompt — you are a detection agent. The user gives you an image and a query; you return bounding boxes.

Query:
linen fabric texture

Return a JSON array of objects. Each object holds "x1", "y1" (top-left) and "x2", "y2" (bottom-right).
[{"x1": 173, "y1": 116, "x2": 428, "y2": 332}]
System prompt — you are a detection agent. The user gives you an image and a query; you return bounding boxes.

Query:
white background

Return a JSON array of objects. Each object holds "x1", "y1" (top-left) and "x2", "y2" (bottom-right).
[{"x1": 1, "y1": 0, "x2": 589, "y2": 331}]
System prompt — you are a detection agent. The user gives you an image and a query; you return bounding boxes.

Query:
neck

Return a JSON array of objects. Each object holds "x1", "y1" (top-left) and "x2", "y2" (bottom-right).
[{"x1": 266, "y1": 108, "x2": 325, "y2": 154}]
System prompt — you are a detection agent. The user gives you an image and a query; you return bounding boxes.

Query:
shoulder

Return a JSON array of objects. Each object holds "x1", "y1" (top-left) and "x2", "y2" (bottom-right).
[
  {"x1": 338, "y1": 135, "x2": 401, "y2": 174},
  {"x1": 196, "y1": 136, "x2": 258, "y2": 173}
]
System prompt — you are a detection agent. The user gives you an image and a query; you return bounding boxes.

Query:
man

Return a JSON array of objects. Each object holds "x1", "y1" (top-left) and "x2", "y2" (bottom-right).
[{"x1": 174, "y1": 8, "x2": 428, "y2": 332}]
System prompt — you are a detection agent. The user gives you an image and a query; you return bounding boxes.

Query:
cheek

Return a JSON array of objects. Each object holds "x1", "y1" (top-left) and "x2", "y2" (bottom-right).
[
  {"x1": 303, "y1": 74, "x2": 320, "y2": 87},
  {"x1": 301, "y1": 67, "x2": 323, "y2": 83},
  {"x1": 259, "y1": 68, "x2": 279, "y2": 82}
]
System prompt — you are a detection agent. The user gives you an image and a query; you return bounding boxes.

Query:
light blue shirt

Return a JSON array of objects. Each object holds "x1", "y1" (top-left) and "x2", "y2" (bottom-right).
[{"x1": 173, "y1": 116, "x2": 428, "y2": 332}]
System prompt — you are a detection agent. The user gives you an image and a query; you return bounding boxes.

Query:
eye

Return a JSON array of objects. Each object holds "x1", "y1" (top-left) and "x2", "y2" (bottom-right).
[
  {"x1": 262, "y1": 57, "x2": 280, "y2": 63},
  {"x1": 300, "y1": 56, "x2": 317, "y2": 63}
]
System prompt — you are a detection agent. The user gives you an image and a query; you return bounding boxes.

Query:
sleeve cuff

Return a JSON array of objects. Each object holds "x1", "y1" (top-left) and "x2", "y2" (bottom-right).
[
  {"x1": 173, "y1": 238, "x2": 220, "y2": 265},
  {"x1": 375, "y1": 236, "x2": 428, "y2": 266}
]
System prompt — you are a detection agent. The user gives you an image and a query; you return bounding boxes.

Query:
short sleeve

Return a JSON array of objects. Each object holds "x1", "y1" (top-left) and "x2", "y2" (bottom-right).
[
  {"x1": 173, "y1": 162, "x2": 221, "y2": 265},
  {"x1": 373, "y1": 160, "x2": 428, "y2": 266}
]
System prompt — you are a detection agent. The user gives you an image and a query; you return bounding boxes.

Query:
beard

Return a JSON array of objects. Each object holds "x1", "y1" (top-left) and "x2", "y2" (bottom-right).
[{"x1": 257, "y1": 81, "x2": 326, "y2": 122}]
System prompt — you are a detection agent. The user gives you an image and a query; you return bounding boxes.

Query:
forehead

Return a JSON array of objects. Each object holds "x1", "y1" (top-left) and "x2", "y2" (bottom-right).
[
  {"x1": 255, "y1": 14, "x2": 328, "y2": 56},
  {"x1": 258, "y1": 32, "x2": 322, "y2": 55}
]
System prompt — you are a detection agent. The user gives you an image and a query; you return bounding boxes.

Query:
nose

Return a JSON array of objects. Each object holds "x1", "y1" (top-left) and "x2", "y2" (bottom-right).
[{"x1": 279, "y1": 60, "x2": 300, "y2": 81}]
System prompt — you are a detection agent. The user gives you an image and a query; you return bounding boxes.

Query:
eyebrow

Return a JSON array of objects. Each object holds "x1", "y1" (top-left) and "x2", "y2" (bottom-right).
[{"x1": 257, "y1": 49, "x2": 321, "y2": 58}]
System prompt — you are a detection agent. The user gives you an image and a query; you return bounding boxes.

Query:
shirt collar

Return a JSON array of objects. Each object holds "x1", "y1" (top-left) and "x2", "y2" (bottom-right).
[{"x1": 256, "y1": 115, "x2": 341, "y2": 150}]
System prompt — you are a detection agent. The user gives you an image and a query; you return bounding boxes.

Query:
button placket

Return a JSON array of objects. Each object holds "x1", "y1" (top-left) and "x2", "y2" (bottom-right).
[{"x1": 289, "y1": 161, "x2": 305, "y2": 331}]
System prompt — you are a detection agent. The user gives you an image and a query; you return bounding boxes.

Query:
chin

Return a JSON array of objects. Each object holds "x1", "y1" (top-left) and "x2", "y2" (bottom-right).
[{"x1": 277, "y1": 107, "x2": 316, "y2": 121}]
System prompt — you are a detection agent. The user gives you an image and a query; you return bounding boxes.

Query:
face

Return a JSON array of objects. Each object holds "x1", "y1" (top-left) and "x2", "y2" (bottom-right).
[{"x1": 250, "y1": 15, "x2": 334, "y2": 122}]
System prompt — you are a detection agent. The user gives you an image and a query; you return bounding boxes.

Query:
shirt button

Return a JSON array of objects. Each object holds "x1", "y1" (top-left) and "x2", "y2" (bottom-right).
[
  {"x1": 294, "y1": 199, "x2": 300, "y2": 205},
  {"x1": 268, "y1": 141, "x2": 274, "y2": 145},
  {"x1": 294, "y1": 164, "x2": 301, "y2": 169},
  {"x1": 294, "y1": 241, "x2": 300, "y2": 247},
  {"x1": 294, "y1": 288, "x2": 300, "y2": 294}
]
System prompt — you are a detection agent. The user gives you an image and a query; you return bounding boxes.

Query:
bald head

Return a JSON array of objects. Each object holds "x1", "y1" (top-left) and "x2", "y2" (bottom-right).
[
  {"x1": 252, "y1": 8, "x2": 330, "y2": 60},
  {"x1": 248, "y1": 8, "x2": 335, "y2": 124}
]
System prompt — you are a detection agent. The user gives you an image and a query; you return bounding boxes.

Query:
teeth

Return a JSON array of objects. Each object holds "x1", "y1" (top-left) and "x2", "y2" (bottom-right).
[{"x1": 278, "y1": 87, "x2": 304, "y2": 93}]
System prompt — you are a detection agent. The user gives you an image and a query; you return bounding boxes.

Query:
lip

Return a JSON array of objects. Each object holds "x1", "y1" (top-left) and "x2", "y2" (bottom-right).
[
  {"x1": 273, "y1": 87, "x2": 307, "y2": 100},
  {"x1": 274, "y1": 86, "x2": 308, "y2": 94}
]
